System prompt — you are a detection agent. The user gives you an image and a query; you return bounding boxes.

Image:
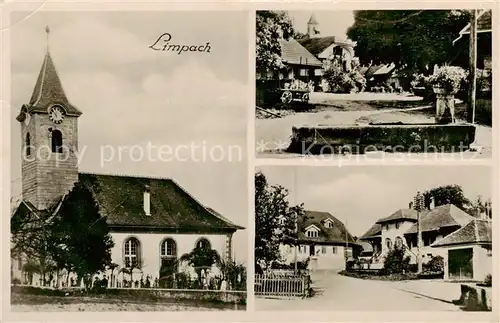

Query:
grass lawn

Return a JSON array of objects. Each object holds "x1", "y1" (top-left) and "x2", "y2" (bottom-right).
[{"x1": 11, "y1": 291, "x2": 245, "y2": 311}]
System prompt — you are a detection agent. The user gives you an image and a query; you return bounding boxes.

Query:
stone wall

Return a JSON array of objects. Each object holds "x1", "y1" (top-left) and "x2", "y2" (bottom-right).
[{"x1": 11, "y1": 285, "x2": 246, "y2": 305}]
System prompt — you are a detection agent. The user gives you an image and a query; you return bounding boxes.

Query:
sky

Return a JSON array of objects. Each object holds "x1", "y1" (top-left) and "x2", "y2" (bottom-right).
[
  {"x1": 257, "y1": 165, "x2": 492, "y2": 238},
  {"x1": 10, "y1": 11, "x2": 249, "y2": 263},
  {"x1": 289, "y1": 11, "x2": 355, "y2": 40}
]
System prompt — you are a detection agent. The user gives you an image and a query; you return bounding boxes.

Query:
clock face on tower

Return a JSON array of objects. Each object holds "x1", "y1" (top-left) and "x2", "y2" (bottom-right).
[{"x1": 49, "y1": 106, "x2": 64, "y2": 124}]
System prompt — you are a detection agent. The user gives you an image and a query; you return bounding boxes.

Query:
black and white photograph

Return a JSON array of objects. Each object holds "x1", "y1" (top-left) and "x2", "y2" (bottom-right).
[
  {"x1": 9, "y1": 10, "x2": 248, "y2": 311},
  {"x1": 254, "y1": 165, "x2": 492, "y2": 312},
  {"x1": 256, "y1": 10, "x2": 492, "y2": 160}
]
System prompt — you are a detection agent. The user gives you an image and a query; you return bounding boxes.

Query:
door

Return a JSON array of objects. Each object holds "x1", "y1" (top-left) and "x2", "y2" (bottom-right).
[{"x1": 448, "y1": 248, "x2": 473, "y2": 280}]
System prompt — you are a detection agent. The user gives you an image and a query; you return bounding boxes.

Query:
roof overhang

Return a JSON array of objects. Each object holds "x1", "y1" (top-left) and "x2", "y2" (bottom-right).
[{"x1": 453, "y1": 10, "x2": 492, "y2": 44}]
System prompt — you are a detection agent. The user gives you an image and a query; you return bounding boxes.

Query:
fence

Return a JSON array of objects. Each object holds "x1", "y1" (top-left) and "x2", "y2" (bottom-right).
[{"x1": 254, "y1": 274, "x2": 310, "y2": 298}]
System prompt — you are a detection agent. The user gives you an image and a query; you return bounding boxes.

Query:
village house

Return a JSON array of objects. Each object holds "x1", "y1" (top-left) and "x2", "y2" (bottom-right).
[
  {"x1": 299, "y1": 14, "x2": 357, "y2": 72},
  {"x1": 359, "y1": 202, "x2": 492, "y2": 281},
  {"x1": 279, "y1": 211, "x2": 360, "y2": 271},
  {"x1": 432, "y1": 219, "x2": 492, "y2": 281},
  {"x1": 404, "y1": 204, "x2": 476, "y2": 263},
  {"x1": 359, "y1": 207, "x2": 417, "y2": 269},
  {"x1": 11, "y1": 37, "x2": 244, "y2": 287},
  {"x1": 256, "y1": 37, "x2": 323, "y2": 85}
]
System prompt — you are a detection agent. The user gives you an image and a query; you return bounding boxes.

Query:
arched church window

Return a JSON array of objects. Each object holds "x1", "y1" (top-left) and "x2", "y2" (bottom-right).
[
  {"x1": 161, "y1": 238, "x2": 177, "y2": 258},
  {"x1": 25, "y1": 133, "x2": 31, "y2": 156},
  {"x1": 160, "y1": 238, "x2": 178, "y2": 280},
  {"x1": 123, "y1": 237, "x2": 141, "y2": 268},
  {"x1": 51, "y1": 130, "x2": 63, "y2": 153},
  {"x1": 196, "y1": 238, "x2": 211, "y2": 251}
]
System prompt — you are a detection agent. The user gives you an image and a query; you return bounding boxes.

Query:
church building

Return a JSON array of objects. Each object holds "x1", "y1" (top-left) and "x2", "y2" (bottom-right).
[{"x1": 11, "y1": 31, "x2": 244, "y2": 287}]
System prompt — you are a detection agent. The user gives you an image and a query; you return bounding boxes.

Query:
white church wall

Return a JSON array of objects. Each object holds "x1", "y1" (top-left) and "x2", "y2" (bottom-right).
[{"x1": 110, "y1": 232, "x2": 227, "y2": 279}]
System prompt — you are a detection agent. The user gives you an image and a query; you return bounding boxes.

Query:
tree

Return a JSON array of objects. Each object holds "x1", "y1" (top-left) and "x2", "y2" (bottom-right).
[
  {"x1": 347, "y1": 10, "x2": 471, "y2": 76},
  {"x1": 256, "y1": 11, "x2": 294, "y2": 72},
  {"x1": 421, "y1": 184, "x2": 470, "y2": 210},
  {"x1": 11, "y1": 201, "x2": 59, "y2": 286},
  {"x1": 468, "y1": 196, "x2": 492, "y2": 219},
  {"x1": 255, "y1": 172, "x2": 306, "y2": 270},
  {"x1": 49, "y1": 182, "x2": 114, "y2": 287},
  {"x1": 179, "y1": 246, "x2": 221, "y2": 284},
  {"x1": 414, "y1": 185, "x2": 491, "y2": 218}
]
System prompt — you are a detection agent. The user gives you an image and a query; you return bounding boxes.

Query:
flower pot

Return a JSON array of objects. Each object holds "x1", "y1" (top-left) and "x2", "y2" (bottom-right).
[{"x1": 433, "y1": 87, "x2": 456, "y2": 124}]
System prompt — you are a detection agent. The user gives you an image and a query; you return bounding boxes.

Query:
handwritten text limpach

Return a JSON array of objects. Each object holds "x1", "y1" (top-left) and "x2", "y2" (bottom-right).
[{"x1": 149, "y1": 33, "x2": 211, "y2": 55}]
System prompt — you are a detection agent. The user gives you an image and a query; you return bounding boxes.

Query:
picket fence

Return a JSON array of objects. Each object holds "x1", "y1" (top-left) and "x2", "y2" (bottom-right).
[{"x1": 254, "y1": 274, "x2": 310, "y2": 298}]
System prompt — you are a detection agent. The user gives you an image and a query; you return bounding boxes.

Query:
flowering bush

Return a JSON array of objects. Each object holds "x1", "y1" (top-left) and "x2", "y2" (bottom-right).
[
  {"x1": 322, "y1": 61, "x2": 366, "y2": 93},
  {"x1": 427, "y1": 66, "x2": 468, "y2": 93}
]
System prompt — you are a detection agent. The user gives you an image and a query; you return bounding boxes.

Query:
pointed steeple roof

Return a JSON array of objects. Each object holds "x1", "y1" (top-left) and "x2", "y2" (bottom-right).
[
  {"x1": 17, "y1": 28, "x2": 81, "y2": 121},
  {"x1": 308, "y1": 14, "x2": 318, "y2": 25}
]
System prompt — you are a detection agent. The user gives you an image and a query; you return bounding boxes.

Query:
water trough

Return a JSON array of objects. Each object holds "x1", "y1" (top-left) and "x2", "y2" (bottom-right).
[{"x1": 288, "y1": 122, "x2": 476, "y2": 155}]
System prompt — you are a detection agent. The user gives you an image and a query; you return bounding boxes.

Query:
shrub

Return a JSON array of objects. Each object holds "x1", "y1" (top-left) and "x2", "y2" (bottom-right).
[
  {"x1": 423, "y1": 255, "x2": 444, "y2": 273},
  {"x1": 381, "y1": 249, "x2": 411, "y2": 275},
  {"x1": 175, "y1": 272, "x2": 191, "y2": 289},
  {"x1": 322, "y1": 58, "x2": 366, "y2": 93},
  {"x1": 12, "y1": 278, "x2": 21, "y2": 285},
  {"x1": 427, "y1": 66, "x2": 468, "y2": 93}
]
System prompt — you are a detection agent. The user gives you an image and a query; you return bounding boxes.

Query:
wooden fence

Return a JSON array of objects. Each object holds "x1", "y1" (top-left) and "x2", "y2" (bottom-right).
[{"x1": 254, "y1": 274, "x2": 310, "y2": 298}]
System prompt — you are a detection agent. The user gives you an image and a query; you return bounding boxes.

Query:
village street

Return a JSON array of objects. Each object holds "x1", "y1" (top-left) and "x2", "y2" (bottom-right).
[
  {"x1": 256, "y1": 92, "x2": 492, "y2": 160},
  {"x1": 256, "y1": 270, "x2": 463, "y2": 311}
]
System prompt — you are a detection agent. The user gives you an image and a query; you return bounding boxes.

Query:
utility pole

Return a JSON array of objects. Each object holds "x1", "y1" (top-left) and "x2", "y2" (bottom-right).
[
  {"x1": 414, "y1": 192, "x2": 424, "y2": 274},
  {"x1": 293, "y1": 169, "x2": 298, "y2": 275},
  {"x1": 294, "y1": 216, "x2": 298, "y2": 275},
  {"x1": 468, "y1": 9, "x2": 478, "y2": 124}
]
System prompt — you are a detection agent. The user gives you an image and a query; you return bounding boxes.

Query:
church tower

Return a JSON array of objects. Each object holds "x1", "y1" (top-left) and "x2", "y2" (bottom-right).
[
  {"x1": 16, "y1": 27, "x2": 82, "y2": 210},
  {"x1": 307, "y1": 13, "x2": 319, "y2": 38}
]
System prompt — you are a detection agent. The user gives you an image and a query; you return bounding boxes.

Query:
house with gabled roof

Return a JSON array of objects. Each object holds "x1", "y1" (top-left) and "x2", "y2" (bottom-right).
[
  {"x1": 453, "y1": 9, "x2": 492, "y2": 70},
  {"x1": 404, "y1": 204, "x2": 475, "y2": 263},
  {"x1": 432, "y1": 219, "x2": 492, "y2": 281},
  {"x1": 359, "y1": 202, "x2": 486, "y2": 274},
  {"x1": 359, "y1": 206, "x2": 417, "y2": 268},
  {"x1": 11, "y1": 31, "x2": 244, "y2": 287},
  {"x1": 279, "y1": 210, "x2": 360, "y2": 271},
  {"x1": 257, "y1": 37, "x2": 323, "y2": 83},
  {"x1": 299, "y1": 14, "x2": 357, "y2": 72}
]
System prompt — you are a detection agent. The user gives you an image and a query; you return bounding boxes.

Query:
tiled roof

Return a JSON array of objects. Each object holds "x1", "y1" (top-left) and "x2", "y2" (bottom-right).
[
  {"x1": 376, "y1": 208, "x2": 418, "y2": 224},
  {"x1": 404, "y1": 204, "x2": 475, "y2": 235},
  {"x1": 299, "y1": 36, "x2": 337, "y2": 56},
  {"x1": 359, "y1": 222, "x2": 382, "y2": 239},
  {"x1": 460, "y1": 10, "x2": 492, "y2": 34},
  {"x1": 78, "y1": 173, "x2": 244, "y2": 233},
  {"x1": 299, "y1": 36, "x2": 356, "y2": 56},
  {"x1": 279, "y1": 38, "x2": 323, "y2": 67},
  {"x1": 432, "y1": 219, "x2": 492, "y2": 247},
  {"x1": 298, "y1": 210, "x2": 358, "y2": 246},
  {"x1": 16, "y1": 51, "x2": 82, "y2": 122}
]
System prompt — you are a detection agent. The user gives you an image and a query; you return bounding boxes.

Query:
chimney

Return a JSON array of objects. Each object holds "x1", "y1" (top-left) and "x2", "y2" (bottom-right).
[
  {"x1": 144, "y1": 185, "x2": 151, "y2": 216},
  {"x1": 409, "y1": 201, "x2": 414, "y2": 209}
]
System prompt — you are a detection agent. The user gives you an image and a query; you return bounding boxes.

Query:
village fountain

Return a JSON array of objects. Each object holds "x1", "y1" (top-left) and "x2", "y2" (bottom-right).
[{"x1": 288, "y1": 66, "x2": 476, "y2": 154}]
